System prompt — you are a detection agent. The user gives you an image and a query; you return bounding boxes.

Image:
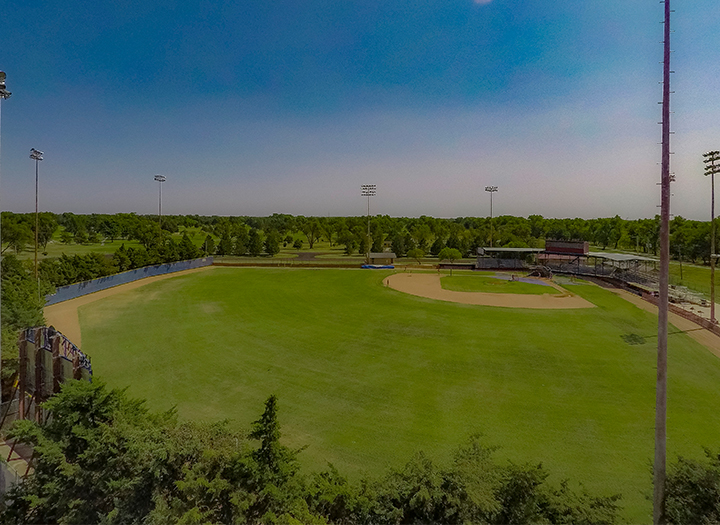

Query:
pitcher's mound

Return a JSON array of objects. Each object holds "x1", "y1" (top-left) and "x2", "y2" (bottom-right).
[{"x1": 385, "y1": 273, "x2": 595, "y2": 309}]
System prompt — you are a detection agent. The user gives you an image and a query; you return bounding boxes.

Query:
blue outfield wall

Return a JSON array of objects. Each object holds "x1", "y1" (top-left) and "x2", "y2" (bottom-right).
[{"x1": 45, "y1": 257, "x2": 214, "y2": 306}]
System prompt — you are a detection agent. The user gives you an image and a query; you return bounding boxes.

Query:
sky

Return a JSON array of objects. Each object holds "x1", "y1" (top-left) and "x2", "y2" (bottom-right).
[{"x1": 1, "y1": 0, "x2": 719, "y2": 220}]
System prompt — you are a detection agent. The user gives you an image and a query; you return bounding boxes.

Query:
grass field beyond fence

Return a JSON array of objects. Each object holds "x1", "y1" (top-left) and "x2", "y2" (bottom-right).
[{"x1": 77, "y1": 267, "x2": 720, "y2": 523}]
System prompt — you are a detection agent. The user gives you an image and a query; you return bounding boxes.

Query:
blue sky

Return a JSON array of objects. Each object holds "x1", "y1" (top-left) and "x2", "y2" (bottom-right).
[{"x1": 1, "y1": 0, "x2": 719, "y2": 219}]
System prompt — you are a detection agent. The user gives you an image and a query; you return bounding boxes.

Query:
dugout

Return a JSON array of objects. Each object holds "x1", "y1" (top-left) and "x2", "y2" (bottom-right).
[{"x1": 368, "y1": 252, "x2": 396, "y2": 265}]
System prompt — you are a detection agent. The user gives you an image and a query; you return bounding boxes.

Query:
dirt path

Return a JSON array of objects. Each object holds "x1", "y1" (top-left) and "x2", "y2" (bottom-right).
[
  {"x1": 43, "y1": 266, "x2": 212, "y2": 348},
  {"x1": 385, "y1": 273, "x2": 595, "y2": 309}
]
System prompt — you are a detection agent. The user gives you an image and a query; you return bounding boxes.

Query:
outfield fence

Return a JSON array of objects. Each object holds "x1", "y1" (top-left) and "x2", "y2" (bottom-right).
[{"x1": 44, "y1": 257, "x2": 213, "y2": 306}]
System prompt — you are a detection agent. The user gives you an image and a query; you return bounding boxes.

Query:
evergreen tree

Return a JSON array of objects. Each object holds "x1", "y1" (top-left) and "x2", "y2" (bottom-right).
[
  {"x1": 248, "y1": 228, "x2": 263, "y2": 256},
  {"x1": 178, "y1": 233, "x2": 200, "y2": 260},
  {"x1": 202, "y1": 234, "x2": 215, "y2": 256}
]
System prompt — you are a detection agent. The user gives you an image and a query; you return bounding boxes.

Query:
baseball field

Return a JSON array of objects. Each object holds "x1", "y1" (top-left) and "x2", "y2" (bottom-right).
[{"x1": 45, "y1": 267, "x2": 720, "y2": 522}]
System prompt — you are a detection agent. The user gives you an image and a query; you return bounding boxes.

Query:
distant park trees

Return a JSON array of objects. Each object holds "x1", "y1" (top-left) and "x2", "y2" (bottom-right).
[{"x1": 3, "y1": 210, "x2": 720, "y2": 274}]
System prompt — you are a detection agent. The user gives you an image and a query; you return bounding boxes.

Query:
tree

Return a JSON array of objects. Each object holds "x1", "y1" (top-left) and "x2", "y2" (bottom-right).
[
  {"x1": 407, "y1": 248, "x2": 425, "y2": 266},
  {"x1": 299, "y1": 218, "x2": 322, "y2": 249},
  {"x1": 202, "y1": 234, "x2": 216, "y2": 256},
  {"x1": 371, "y1": 229, "x2": 384, "y2": 253},
  {"x1": 34, "y1": 213, "x2": 58, "y2": 251},
  {"x1": 357, "y1": 234, "x2": 369, "y2": 258},
  {"x1": 178, "y1": 233, "x2": 200, "y2": 260},
  {"x1": 1, "y1": 220, "x2": 33, "y2": 254},
  {"x1": 73, "y1": 230, "x2": 89, "y2": 245},
  {"x1": 293, "y1": 238, "x2": 303, "y2": 250},
  {"x1": 248, "y1": 228, "x2": 263, "y2": 256},
  {"x1": 264, "y1": 229, "x2": 281, "y2": 257},
  {"x1": 391, "y1": 233, "x2": 405, "y2": 257},
  {"x1": 430, "y1": 237, "x2": 445, "y2": 256},
  {"x1": 217, "y1": 231, "x2": 233, "y2": 256},
  {"x1": 411, "y1": 223, "x2": 432, "y2": 251},
  {"x1": 666, "y1": 450, "x2": 720, "y2": 525},
  {"x1": 112, "y1": 244, "x2": 131, "y2": 272},
  {"x1": 438, "y1": 247, "x2": 463, "y2": 276},
  {"x1": 234, "y1": 226, "x2": 249, "y2": 256}
]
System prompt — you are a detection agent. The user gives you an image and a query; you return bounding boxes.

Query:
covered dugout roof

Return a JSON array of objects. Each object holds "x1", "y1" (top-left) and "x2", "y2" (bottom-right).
[
  {"x1": 477, "y1": 247, "x2": 544, "y2": 254},
  {"x1": 587, "y1": 252, "x2": 656, "y2": 262}
]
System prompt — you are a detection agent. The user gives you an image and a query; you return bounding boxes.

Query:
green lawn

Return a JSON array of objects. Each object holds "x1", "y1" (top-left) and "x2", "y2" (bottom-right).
[
  {"x1": 77, "y1": 267, "x2": 720, "y2": 523},
  {"x1": 440, "y1": 274, "x2": 555, "y2": 294},
  {"x1": 669, "y1": 260, "x2": 720, "y2": 297}
]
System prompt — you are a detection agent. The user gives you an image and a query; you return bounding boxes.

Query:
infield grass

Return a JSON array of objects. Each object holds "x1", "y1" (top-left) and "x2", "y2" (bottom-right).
[
  {"x1": 440, "y1": 274, "x2": 555, "y2": 294},
  {"x1": 78, "y1": 267, "x2": 720, "y2": 522}
]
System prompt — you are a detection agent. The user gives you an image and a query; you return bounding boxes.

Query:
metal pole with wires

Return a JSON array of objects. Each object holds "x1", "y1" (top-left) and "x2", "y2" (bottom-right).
[{"x1": 705, "y1": 151, "x2": 720, "y2": 324}]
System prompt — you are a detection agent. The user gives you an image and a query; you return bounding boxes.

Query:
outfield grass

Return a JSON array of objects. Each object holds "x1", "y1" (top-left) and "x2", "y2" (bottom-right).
[
  {"x1": 440, "y1": 274, "x2": 554, "y2": 294},
  {"x1": 77, "y1": 267, "x2": 720, "y2": 522}
]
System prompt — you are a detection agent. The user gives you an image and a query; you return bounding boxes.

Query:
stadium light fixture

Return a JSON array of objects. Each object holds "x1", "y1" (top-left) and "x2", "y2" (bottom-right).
[
  {"x1": 30, "y1": 148, "x2": 44, "y2": 279},
  {"x1": 154, "y1": 174, "x2": 166, "y2": 228},
  {"x1": 485, "y1": 186, "x2": 498, "y2": 248},
  {"x1": 704, "y1": 150, "x2": 720, "y2": 324},
  {"x1": 361, "y1": 184, "x2": 376, "y2": 262}
]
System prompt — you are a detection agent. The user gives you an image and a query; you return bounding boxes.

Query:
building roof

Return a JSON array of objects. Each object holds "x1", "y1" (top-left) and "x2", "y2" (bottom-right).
[
  {"x1": 368, "y1": 252, "x2": 397, "y2": 258},
  {"x1": 587, "y1": 251, "x2": 656, "y2": 262}
]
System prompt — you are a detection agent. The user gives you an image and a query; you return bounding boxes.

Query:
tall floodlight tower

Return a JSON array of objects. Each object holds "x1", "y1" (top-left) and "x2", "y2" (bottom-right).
[
  {"x1": 0, "y1": 71, "x2": 12, "y2": 408},
  {"x1": 485, "y1": 186, "x2": 498, "y2": 247},
  {"x1": 704, "y1": 151, "x2": 720, "y2": 324},
  {"x1": 30, "y1": 148, "x2": 44, "y2": 279},
  {"x1": 361, "y1": 184, "x2": 376, "y2": 262},
  {"x1": 654, "y1": 0, "x2": 672, "y2": 523},
  {"x1": 154, "y1": 174, "x2": 166, "y2": 228}
]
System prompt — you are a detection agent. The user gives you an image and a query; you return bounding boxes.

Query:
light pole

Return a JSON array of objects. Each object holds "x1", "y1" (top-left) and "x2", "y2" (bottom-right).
[
  {"x1": 485, "y1": 186, "x2": 498, "y2": 247},
  {"x1": 0, "y1": 71, "x2": 11, "y2": 409},
  {"x1": 704, "y1": 150, "x2": 720, "y2": 324},
  {"x1": 30, "y1": 148, "x2": 44, "y2": 279},
  {"x1": 361, "y1": 184, "x2": 376, "y2": 262},
  {"x1": 154, "y1": 174, "x2": 166, "y2": 229}
]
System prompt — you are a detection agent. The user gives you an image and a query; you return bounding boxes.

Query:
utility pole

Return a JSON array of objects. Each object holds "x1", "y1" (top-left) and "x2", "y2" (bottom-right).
[
  {"x1": 654, "y1": 0, "x2": 672, "y2": 523},
  {"x1": 704, "y1": 151, "x2": 720, "y2": 324}
]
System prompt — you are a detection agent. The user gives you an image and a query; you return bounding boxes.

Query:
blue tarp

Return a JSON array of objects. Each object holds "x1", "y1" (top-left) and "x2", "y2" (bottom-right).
[{"x1": 361, "y1": 264, "x2": 394, "y2": 269}]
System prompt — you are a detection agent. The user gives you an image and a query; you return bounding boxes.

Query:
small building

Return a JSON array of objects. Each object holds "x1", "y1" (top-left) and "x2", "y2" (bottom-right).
[{"x1": 368, "y1": 252, "x2": 396, "y2": 265}]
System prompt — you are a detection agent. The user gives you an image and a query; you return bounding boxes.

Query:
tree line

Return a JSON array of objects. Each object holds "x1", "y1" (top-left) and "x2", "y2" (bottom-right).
[{"x1": 2, "y1": 211, "x2": 719, "y2": 263}]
